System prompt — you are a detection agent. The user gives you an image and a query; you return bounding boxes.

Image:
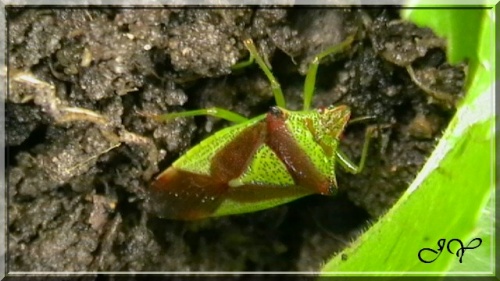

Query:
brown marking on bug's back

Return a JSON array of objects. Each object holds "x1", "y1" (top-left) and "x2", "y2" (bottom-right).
[
  {"x1": 265, "y1": 107, "x2": 332, "y2": 195},
  {"x1": 211, "y1": 121, "x2": 267, "y2": 181},
  {"x1": 149, "y1": 167, "x2": 226, "y2": 220},
  {"x1": 149, "y1": 121, "x2": 267, "y2": 220}
]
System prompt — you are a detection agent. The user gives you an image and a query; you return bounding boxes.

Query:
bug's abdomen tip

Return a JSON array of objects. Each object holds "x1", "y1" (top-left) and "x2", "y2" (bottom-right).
[{"x1": 147, "y1": 167, "x2": 226, "y2": 220}]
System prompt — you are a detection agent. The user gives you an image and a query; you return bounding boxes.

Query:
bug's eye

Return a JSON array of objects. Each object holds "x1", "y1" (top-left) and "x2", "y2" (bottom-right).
[
  {"x1": 269, "y1": 106, "x2": 287, "y2": 119},
  {"x1": 269, "y1": 106, "x2": 284, "y2": 117}
]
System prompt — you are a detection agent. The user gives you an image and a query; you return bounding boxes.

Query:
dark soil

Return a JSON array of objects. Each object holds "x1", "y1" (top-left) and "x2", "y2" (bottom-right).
[{"x1": 6, "y1": 7, "x2": 465, "y2": 273}]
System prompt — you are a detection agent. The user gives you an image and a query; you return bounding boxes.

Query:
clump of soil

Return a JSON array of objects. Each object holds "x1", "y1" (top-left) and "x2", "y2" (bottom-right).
[{"x1": 6, "y1": 8, "x2": 465, "y2": 272}]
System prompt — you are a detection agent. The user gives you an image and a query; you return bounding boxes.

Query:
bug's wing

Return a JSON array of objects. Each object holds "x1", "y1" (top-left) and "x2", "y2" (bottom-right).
[
  {"x1": 213, "y1": 183, "x2": 312, "y2": 217},
  {"x1": 148, "y1": 167, "x2": 227, "y2": 220},
  {"x1": 171, "y1": 116, "x2": 266, "y2": 176},
  {"x1": 149, "y1": 169, "x2": 311, "y2": 219},
  {"x1": 149, "y1": 117, "x2": 267, "y2": 220}
]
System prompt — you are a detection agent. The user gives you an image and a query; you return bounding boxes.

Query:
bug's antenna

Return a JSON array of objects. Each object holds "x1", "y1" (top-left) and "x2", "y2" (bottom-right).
[
  {"x1": 303, "y1": 35, "x2": 356, "y2": 111},
  {"x1": 243, "y1": 38, "x2": 287, "y2": 108}
]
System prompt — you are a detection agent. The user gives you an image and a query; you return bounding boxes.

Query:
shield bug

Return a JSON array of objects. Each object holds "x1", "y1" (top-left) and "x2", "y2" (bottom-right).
[{"x1": 146, "y1": 35, "x2": 376, "y2": 220}]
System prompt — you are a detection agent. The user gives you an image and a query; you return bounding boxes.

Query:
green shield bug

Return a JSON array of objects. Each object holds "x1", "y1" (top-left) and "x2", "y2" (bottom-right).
[{"x1": 147, "y1": 35, "x2": 377, "y2": 220}]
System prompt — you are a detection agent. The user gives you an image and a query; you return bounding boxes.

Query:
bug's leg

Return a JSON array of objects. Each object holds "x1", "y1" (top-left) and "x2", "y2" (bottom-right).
[
  {"x1": 348, "y1": 115, "x2": 376, "y2": 125},
  {"x1": 243, "y1": 38, "x2": 286, "y2": 108},
  {"x1": 335, "y1": 125, "x2": 376, "y2": 174},
  {"x1": 231, "y1": 51, "x2": 254, "y2": 71},
  {"x1": 144, "y1": 107, "x2": 249, "y2": 124},
  {"x1": 303, "y1": 35, "x2": 355, "y2": 111}
]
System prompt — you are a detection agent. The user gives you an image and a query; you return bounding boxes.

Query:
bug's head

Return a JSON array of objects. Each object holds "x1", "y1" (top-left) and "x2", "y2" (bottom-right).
[
  {"x1": 318, "y1": 105, "x2": 351, "y2": 139},
  {"x1": 305, "y1": 105, "x2": 351, "y2": 159}
]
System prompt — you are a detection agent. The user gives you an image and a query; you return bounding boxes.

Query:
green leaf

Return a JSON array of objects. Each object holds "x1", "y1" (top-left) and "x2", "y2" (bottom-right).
[
  {"x1": 402, "y1": 7, "x2": 485, "y2": 65},
  {"x1": 321, "y1": 7, "x2": 495, "y2": 276}
]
